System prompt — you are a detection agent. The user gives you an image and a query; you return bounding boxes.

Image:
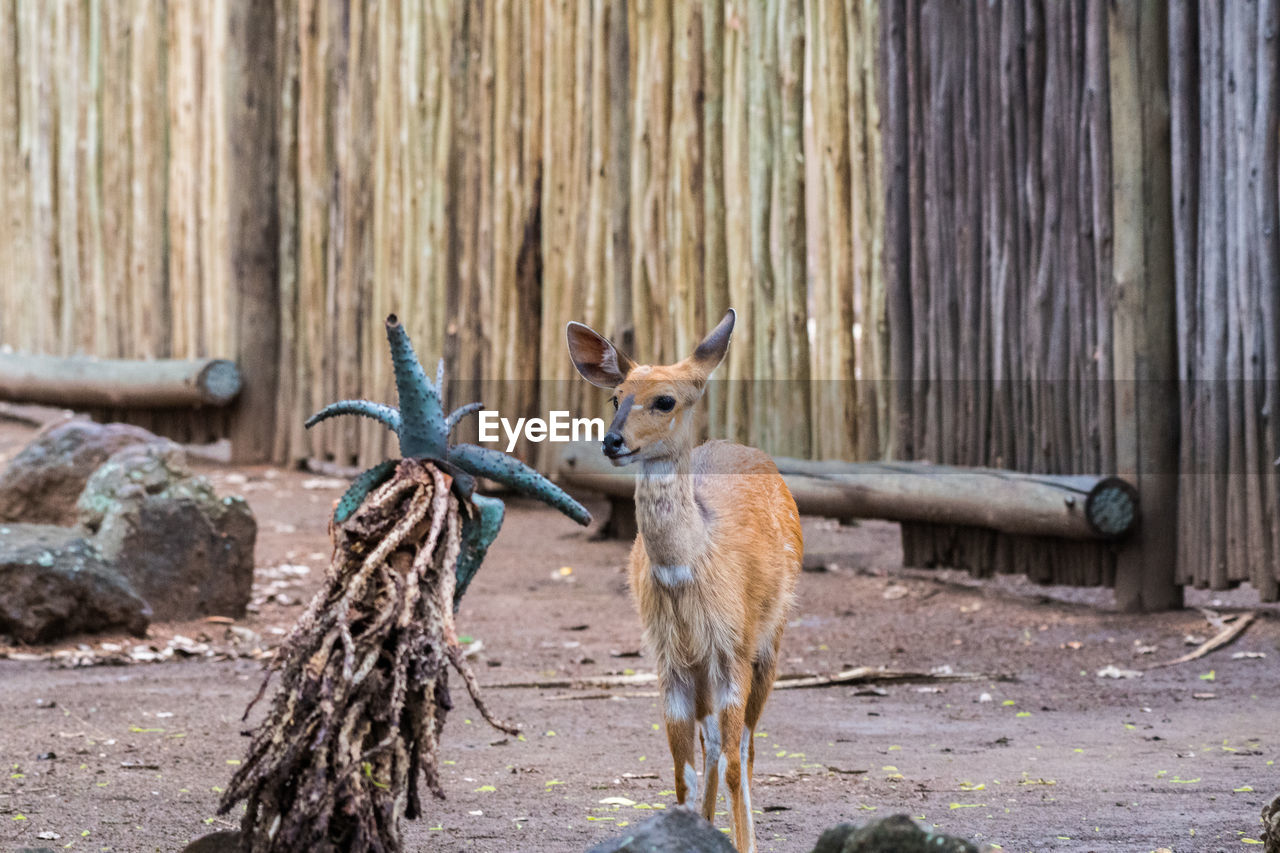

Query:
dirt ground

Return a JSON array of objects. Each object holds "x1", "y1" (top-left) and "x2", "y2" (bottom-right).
[{"x1": 1, "y1": 416, "x2": 1278, "y2": 853}]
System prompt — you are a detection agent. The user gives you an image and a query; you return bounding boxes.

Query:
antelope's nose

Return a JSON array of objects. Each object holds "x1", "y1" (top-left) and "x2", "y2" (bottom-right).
[{"x1": 602, "y1": 431, "x2": 625, "y2": 457}]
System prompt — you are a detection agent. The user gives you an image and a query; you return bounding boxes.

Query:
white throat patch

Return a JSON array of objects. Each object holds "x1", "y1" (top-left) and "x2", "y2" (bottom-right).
[{"x1": 652, "y1": 563, "x2": 694, "y2": 587}]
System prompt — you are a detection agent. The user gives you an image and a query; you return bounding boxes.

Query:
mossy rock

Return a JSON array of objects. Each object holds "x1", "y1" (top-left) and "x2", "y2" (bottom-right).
[
  {"x1": 0, "y1": 419, "x2": 158, "y2": 524},
  {"x1": 0, "y1": 523, "x2": 150, "y2": 642},
  {"x1": 77, "y1": 443, "x2": 255, "y2": 620},
  {"x1": 810, "y1": 815, "x2": 982, "y2": 853}
]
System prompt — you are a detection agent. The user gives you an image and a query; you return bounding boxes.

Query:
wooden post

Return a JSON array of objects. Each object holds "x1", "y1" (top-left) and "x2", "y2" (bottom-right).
[
  {"x1": 608, "y1": 0, "x2": 633, "y2": 357},
  {"x1": 1109, "y1": 0, "x2": 1182, "y2": 611},
  {"x1": 226, "y1": 0, "x2": 280, "y2": 463},
  {"x1": 1253, "y1": 0, "x2": 1280, "y2": 602},
  {"x1": 880, "y1": 0, "x2": 912, "y2": 461}
]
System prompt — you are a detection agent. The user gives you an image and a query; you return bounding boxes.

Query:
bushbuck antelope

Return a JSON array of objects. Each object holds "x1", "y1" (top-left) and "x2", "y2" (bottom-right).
[{"x1": 566, "y1": 309, "x2": 802, "y2": 852}]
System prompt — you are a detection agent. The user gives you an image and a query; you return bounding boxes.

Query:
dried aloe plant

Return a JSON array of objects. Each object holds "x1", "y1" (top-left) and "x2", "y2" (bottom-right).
[{"x1": 216, "y1": 317, "x2": 590, "y2": 852}]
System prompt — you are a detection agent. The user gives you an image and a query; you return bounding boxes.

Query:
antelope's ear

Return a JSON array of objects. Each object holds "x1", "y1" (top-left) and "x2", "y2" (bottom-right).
[
  {"x1": 688, "y1": 309, "x2": 735, "y2": 381},
  {"x1": 566, "y1": 322, "x2": 636, "y2": 388}
]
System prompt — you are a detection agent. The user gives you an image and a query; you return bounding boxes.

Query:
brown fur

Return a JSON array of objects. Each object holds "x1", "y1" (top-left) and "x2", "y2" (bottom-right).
[{"x1": 567, "y1": 311, "x2": 803, "y2": 852}]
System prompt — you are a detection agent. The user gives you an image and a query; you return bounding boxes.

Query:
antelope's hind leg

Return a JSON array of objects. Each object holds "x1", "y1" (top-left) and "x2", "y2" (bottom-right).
[
  {"x1": 730, "y1": 630, "x2": 782, "y2": 851},
  {"x1": 743, "y1": 626, "x2": 784, "y2": 781},
  {"x1": 717, "y1": 702, "x2": 753, "y2": 852}
]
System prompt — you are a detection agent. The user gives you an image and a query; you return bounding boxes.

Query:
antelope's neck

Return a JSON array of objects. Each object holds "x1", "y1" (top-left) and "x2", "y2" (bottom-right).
[{"x1": 634, "y1": 456, "x2": 707, "y2": 575}]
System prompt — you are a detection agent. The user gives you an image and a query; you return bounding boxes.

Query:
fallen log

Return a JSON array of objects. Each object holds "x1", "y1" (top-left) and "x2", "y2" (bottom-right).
[
  {"x1": 483, "y1": 666, "x2": 994, "y2": 692},
  {"x1": 0, "y1": 354, "x2": 242, "y2": 408},
  {"x1": 555, "y1": 442, "x2": 1137, "y2": 541}
]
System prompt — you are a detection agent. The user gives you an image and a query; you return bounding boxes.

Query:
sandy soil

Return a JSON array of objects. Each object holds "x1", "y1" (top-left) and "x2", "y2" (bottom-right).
[{"x1": 0, "y1": 417, "x2": 1277, "y2": 853}]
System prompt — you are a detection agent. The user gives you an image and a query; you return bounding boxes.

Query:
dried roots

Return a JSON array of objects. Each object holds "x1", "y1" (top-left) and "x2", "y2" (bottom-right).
[{"x1": 218, "y1": 459, "x2": 517, "y2": 853}]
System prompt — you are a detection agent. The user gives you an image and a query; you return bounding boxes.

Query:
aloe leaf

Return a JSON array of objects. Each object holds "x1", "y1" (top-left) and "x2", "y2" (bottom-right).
[
  {"x1": 334, "y1": 460, "x2": 398, "y2": 523},
  {"x1": 385, "y1": 315, "x2": 446, "y2": 458},
  {"x1": 454, "y1": 495, "x2": 506, "y2": 610},
  {"x1": 444, "y1": 402, "x2": 484, "y2": 436},
  {"x1": 305, "y1": 400, "x2": 402, "y2": 435},
  {"x1": 447, "y1": 443, "x2": 592, "y2": 527}
]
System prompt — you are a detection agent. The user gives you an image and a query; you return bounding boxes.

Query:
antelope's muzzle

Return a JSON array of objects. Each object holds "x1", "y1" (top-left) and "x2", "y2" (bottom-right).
[{"x1": 603, "y1": 393, "x2": 635, "y2": 459}]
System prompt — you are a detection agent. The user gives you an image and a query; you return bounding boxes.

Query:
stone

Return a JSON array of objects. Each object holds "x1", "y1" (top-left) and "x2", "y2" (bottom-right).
[
  {"x1": 0, "y1": 523, "x2": 150, "y2": 642},
  {"x1": 0, "y1": 420, "x2": 159, "y2": 524},
  {"x1": 1263, "y1": 792, "x2": 1279, "y2": 852},
  {"x1": 811, "y1": 823, "x2": 860, "y2": 853},
  {"x1": 807, "y1": 815, "x2": 980, "y2": 853},
  {"x1": 179, "y1": 831, "x2": 242, "y2": 853},
  {"x1": 77, "y1": 442, "x2": 256, "y2": 620},
  {"x1": 587, "y1": 808, "x2": 736, "y2": 853}
]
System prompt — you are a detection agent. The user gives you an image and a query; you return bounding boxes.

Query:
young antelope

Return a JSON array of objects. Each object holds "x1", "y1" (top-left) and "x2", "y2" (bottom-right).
[{"x1": 567, "y1": 309, "x2": 802, "y2": 852}]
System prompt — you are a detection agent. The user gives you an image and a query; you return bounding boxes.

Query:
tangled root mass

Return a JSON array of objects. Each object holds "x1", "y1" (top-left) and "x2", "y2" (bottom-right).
[{"x1": 218, "y1": 460, "x2": 516, "y2": 853}]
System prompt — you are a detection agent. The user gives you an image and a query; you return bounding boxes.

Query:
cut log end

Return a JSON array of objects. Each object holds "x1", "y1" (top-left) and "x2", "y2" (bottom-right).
[
  {"x1": 197, "y1": 360, "x2": 243, "y2": 405},
  {"x1": 1085, "y1": 477, "x2": 1139, "y2": 539}
]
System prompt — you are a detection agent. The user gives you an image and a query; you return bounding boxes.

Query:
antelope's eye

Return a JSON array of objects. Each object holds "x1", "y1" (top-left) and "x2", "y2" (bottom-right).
[
  {"x1": 611, "y1": 396, "x2": 619, "y2": 411},
  {"x1": 652, "y1": 395, "x2": 676, "y2": 413}
]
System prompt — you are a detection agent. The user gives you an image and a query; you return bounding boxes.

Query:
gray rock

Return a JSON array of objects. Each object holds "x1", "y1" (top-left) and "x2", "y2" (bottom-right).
[
  {"x1": 77, "y1": 443, "x2": 256, "y2": 620},
  {"x1": 0, "y1": 523, "x2": 150, "y2": 642},
  {"x1": 1263, "y1": 792, "x2": 1279, "y2": 852},
  {"x1": 179, "y1": 831, "x2": 242, "y2": 853},
  {"x1": 808, "y1": 815, "x2": 979, "y2": 853},
  {"x1": 0, "y1": 420, "x2": 159, "y2": 524},
  {"x1": 587, "y1": 808, "x2": 736, "y2": 853},
  {"x1": 811, "y1": 823, "x2": 860, "y2": 853}
]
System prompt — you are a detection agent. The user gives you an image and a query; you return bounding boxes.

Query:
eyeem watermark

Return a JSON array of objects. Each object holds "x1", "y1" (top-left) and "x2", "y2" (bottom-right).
[{"x1": 478, "y1": 410, "x2": 605, "y2": 452}]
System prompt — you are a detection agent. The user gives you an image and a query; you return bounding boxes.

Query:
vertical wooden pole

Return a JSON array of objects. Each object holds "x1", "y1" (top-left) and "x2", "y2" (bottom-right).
[
  {"x1": 746, "y1": 0, "x2": 774, "y2": 453},
  {"x1": 669, "y1": 1, "x2": 704, "y2": 363},
  {"x1": 701, "y1": 0, "x2": 726, "y2": 439},
  {"x1": 881, "y1": 0, "x2": 912, "y2": 460},
  {"x1": 608, "y1": 0, "x2": 633, "y2": 356},
  {"x1": 0, "y1": 0, "x2": 24, "y2": 347},
  {"x1": 1252, "y1": 0, "x2": 1280, "y2": 601},
  {"x1": 445, "y1": 1, "x2": 486, "y2": 438},
  {"x1": 722, "y1": 2, "x2": 751, "y2": 447},
  {"x1": 849, "y1": 0, "x2": 885, "y2": 461},
  {"x1": 776, "y1": 0, "x2": 809, "y2": 459},
  {"x1": 1109, "y1": 0, "x2": 1182, "y2": 611},
  {"x1": 227, "y1": 0, "x2": 280, "y2": 462},
  {"x1": 273, "y1": 0, "x2": 300, "y2": 462}
]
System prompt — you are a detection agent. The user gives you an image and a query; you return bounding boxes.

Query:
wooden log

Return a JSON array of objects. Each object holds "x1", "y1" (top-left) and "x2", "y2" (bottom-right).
[
  {"x1": 0, "y1": 354, "x2": 242, "y2": 408},
  {"x1": 554, "y1": 442, "x2": 1137, "y2": 541}
]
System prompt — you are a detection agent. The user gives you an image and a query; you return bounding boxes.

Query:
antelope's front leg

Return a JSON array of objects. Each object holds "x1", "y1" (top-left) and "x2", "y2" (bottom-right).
[
  {"x1": 665, "y1": 716, "x2": 697, "y2": 807},
  {"x1": 663, "y1": 678, "x2": 699, "y2": 807},
  {"x1": 698, "y1": 712, "x2": 723, "y2": 822}
]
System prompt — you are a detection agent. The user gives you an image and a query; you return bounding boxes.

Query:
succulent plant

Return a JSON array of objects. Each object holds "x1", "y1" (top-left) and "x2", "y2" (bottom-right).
[{"x1": 306, "y1": 314, "x2": 591, "y2": 604}]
